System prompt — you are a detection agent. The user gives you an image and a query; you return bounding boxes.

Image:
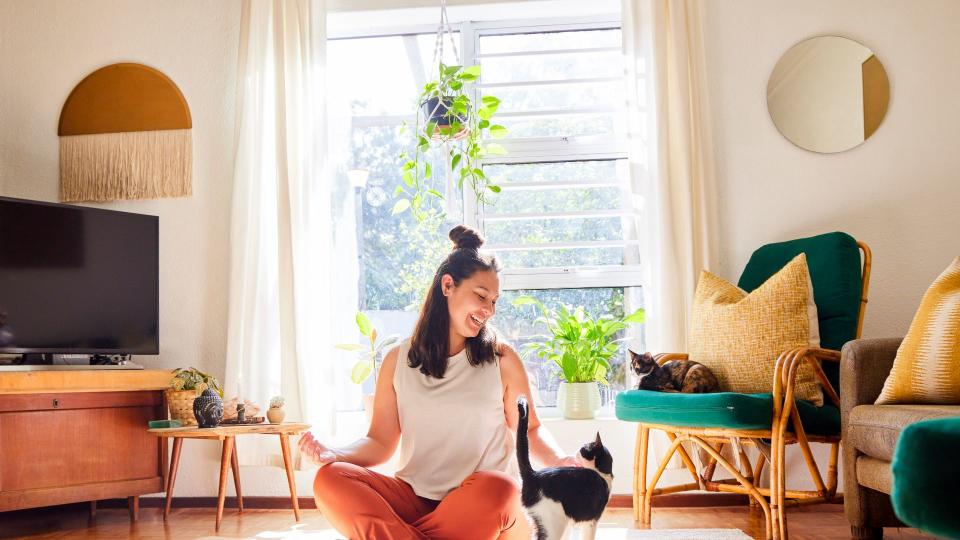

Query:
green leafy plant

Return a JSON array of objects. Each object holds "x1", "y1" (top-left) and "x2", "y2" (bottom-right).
[
  {"x1": 513, "y1": 297, "x2": 645, "y2": 385},
  {"x1": 169, "y1": 367, "x2": 223, "y2": 397},
  {"x1": 395, "y1": 63, "x2": 507, "y2": 222},
  {"x1": 335, "y1": 312, "x2": 401, "y2": 385}
]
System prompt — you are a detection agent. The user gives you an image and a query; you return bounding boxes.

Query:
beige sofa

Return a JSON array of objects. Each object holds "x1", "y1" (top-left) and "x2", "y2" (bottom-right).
[{"x1": 840, "y1": 338, "x2": 960, "y2": 539}]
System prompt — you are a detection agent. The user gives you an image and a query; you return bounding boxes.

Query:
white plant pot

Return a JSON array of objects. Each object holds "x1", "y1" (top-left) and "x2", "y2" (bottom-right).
[{"x1": 557, "y1": 382, "x2": 601, "y2": 419}]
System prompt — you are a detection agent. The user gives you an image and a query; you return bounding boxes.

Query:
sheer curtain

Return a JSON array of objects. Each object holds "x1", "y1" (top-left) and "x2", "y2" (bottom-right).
[
  {"x1": 623, "y1": 0, "x2": 717, "y2": 467},
  {"x1": 624, "y1": 0, "x2": 716, "y2": 355},
  {"x1": 225, "y1": 0, "x2": 346, "y2": 466}
]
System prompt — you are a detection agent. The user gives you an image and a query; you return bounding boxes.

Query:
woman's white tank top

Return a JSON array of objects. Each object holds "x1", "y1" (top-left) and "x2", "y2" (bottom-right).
[{"x1": 393, "y1": 338, "x2": 515, "y2": 500}]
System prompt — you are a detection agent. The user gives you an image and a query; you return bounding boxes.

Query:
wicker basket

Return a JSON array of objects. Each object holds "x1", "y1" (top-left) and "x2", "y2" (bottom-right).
[{"x1": 165, "y1": 389, "x2": 198, "y2": 426}]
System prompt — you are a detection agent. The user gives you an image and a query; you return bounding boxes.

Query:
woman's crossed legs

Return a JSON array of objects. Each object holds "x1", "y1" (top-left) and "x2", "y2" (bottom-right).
[{"x1": 313, "y1": 462, "x2": 530, "y2": 540}]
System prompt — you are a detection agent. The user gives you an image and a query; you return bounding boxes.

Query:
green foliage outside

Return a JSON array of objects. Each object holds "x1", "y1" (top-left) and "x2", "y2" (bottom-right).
[{"x1": 335, "y1": 312, "x2": 400, "y2": 385}]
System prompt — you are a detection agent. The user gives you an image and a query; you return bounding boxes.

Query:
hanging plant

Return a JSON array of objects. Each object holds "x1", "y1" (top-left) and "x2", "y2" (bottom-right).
[{"x1": 394, "y1": 2, "x2": 508, "y2": 222}]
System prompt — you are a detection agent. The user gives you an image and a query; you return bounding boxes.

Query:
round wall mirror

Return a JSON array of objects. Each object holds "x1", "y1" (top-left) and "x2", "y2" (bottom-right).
[{"x1": 767, "y1": 36, "x2": 890, "y2": 153}]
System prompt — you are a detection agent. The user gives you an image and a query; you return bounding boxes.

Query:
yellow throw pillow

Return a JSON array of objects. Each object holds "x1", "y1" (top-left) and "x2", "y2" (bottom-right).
[
  {"x1": 689, "y1": 253, "x2": 823, "y2": 405},
  {"x1": 876, "y1": 257, "x2": 960, "y2": 405}
]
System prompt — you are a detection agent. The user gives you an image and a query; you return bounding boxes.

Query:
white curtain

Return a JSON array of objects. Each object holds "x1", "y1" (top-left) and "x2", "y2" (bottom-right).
[
  {"x1": 623, "y1": 0, "x2": 717, "y2": 471},
  {"x1": 624, "y1": 0, "x2": 716, "y2": 355},
  {"x1": 225, "y1": 0, "x2": 337, "y2": 465}
]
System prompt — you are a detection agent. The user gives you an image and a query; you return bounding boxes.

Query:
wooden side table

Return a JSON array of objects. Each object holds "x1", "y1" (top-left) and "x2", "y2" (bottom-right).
[{"x1": 148, "y1": 422, "x2": 310, "y2": 531}]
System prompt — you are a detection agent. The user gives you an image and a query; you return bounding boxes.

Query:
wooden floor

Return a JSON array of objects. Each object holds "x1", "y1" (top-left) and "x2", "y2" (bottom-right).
[{"x1": 0, "y1": 504, "x2": 935, "y2": 539}]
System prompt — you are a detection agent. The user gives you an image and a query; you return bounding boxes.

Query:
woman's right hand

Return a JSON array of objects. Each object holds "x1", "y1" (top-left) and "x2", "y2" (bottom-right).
[{"x1": 297, "y1": 431, "x2": 338, "y2": 467}]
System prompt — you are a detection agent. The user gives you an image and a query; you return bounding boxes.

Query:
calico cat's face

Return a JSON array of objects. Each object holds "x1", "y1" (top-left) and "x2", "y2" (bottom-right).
[
  {"x1": 577, "y1": 432, "x2": 613, "y2": 476},
  {"x1": 629, "y1": 350, "x2": 658, "y2": 375}
]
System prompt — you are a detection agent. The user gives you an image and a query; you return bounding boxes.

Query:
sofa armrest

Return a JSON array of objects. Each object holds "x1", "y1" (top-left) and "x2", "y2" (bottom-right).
[
  {"x1": 841, "y1": 337, "x2": 905, "y2": 531},
  {"x1": 840, "y1": 338, "x2": 903, "y2": 420}
]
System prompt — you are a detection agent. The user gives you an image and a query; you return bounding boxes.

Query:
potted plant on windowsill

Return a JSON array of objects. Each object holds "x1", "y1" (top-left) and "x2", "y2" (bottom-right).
[
  {"x1": 513, "y1": 297, "x2": 645, "y2": 419},
  {"x1": 395, "y1": 62, "x2": 508, "y2": 223},
  {"x1": 335, "y1": 312, "x2": 400, "y2": 420}
]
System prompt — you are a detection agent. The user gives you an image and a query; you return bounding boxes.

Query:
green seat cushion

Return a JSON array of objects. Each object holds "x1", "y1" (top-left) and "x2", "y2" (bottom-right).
[
  {"x1": 737, "y1": 232, "x2": 862, "y2": 392},
  {"x1": 892, "y1": 416, "x2": 960, "y2": 539},
  {"x1": 615, "y1": 390, "x2": 840, "y2": 435}
]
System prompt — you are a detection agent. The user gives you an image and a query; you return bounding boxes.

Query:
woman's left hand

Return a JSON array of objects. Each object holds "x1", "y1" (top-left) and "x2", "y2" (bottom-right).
[{"x1": 553, "y1": 454, "x2": 581, "y2": 468}]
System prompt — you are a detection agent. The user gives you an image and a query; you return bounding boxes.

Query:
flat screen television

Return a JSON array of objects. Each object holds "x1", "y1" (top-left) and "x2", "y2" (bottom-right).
[{"x1": 0, "y1": 196, "x2": 159, "y2": 355}]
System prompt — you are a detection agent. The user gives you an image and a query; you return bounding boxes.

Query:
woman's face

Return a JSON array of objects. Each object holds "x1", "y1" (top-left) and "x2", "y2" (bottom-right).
[{"x1": 441, "y1": 269, "x2": 500, "y2": 339}]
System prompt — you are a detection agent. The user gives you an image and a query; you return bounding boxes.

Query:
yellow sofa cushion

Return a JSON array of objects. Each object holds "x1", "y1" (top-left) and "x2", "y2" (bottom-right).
[
  {"x1": 690, "y1": 253, "x2": 823, "y2": 405},
  {"x1": 876, "y1": 257, "x2": 960, "y2": 405}
]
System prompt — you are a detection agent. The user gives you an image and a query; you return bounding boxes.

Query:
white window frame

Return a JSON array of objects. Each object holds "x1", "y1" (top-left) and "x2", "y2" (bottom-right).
[
  {"x1": 329, "y1": 14, "x2": 643, "y2": 417},
  {"x1": 328, "y1": 15, "x2": 643, "y2": 293},
  {"x1": 460, "y1": 17, "x2": 643, "y2": 294}
]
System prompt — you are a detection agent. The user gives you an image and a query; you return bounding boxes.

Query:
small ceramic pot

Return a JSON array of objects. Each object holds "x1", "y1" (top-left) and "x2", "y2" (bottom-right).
[
  {"x1": 267, "y1": 407, "x2": 285, "y2": 424},
  {"x1": 193, "y1": 388, "x2": 224, "y2": 428}
]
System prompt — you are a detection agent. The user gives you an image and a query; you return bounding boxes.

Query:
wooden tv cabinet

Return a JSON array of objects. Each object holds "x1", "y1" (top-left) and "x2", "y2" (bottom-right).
[{"x1": 0, "y1": 370, "x2": 172, "y2": 518}]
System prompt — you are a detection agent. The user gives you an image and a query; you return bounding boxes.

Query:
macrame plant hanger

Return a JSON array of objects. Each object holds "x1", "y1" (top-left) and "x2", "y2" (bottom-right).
[{"x1": 429, "y1": 0, "x2": 462, "y2": 217}]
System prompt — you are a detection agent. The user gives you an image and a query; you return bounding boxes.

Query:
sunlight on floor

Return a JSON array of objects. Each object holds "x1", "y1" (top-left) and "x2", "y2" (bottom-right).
[{"x1": 231, "y1": 523, "x2": 750, "y2": 540}]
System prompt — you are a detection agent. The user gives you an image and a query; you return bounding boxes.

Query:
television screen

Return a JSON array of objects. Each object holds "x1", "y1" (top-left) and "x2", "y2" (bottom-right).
[{"x1": 0, "y1": 197, "x2": 159, "y2": 354}]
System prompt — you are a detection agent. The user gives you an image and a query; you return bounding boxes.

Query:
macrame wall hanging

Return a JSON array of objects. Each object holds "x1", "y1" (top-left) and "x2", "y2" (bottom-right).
[{"x1": 58, "y1": 63, "x2": 192, "y2": 202}]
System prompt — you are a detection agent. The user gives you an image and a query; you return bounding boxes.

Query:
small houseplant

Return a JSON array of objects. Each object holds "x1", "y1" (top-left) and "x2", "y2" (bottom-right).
[
  {"x1": 166, "y1": 367, "x2": 223, "y2": 426},
  {"x1": 394, "y1": 63, "x2": 507, "y2": 223},
  {"x1": 267, "y1": 395, "x2": 286, "y2": 424},
  {"x1": 513, "y1": 297, "x2": 645, "y2": 419},
  {"x1": 335, "y1": 312, "x2": 400, "y2": 416}
]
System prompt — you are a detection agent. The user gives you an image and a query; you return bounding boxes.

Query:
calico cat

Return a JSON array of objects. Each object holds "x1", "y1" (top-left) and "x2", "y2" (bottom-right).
[
  {"x1": 516, "y1": 396, "x2": 613, "y2": 540},
  {"x1": 630, "y1": 350, "x2": 719, "y2": 393}
]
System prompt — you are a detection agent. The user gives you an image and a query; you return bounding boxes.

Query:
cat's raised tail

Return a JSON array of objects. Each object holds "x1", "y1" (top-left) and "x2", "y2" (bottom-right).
[{"x1": 516, "y1": 396, "x2": 535, "y2": 483}]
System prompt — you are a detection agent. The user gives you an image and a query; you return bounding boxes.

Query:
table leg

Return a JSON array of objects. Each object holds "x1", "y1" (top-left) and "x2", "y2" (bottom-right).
[
  {"x1": 216, "y1": 436, "x2": 235, "y2": 532},
  {"x1": 127, "y1": 496, "x2": 139, "y2": 522},
  {"x1": 89, "y1": 500, "x2": 97, "y2": 518},
  {"x1": 161, "y1": 438, "x2": 169, "y2": 493},
  {"x1": 231, "y1": 441, "x2": 243, "y2": 512},
  {"x1": 279, "y1": 433, "x2": 301, "y2": 522},
  {"x1": 164, "y1": 438, "x2": 184, "y2": 520}
]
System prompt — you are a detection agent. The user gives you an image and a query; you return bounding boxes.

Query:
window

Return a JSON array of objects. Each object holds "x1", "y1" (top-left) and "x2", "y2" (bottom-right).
[
  {"x1": 328, "y1": 16, "x2": 642, "y2": 412},
  {"x1": 469, "y1": 22, "x2": 643, "y2": 408}
]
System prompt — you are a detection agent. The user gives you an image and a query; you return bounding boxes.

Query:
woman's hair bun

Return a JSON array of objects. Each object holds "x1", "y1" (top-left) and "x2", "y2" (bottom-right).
[{"x1": 449, "y1": 225, "x2": 484, "y2": 250}]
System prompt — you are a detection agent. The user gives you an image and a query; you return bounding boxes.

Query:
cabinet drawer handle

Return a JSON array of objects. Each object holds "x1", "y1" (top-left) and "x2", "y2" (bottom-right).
[{"x1": 53, "y1": 398, "x2": 60, "y2": 408}]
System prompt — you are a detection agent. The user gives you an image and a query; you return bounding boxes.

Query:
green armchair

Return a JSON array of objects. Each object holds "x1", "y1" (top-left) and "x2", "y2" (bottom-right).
[{"x1": 616, "y1": 232, "x2": 871, "y2": 540}]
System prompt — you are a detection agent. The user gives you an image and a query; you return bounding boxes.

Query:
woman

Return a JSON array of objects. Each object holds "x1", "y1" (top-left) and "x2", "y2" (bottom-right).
[{"x1": 299, "y1": 225, "x2": 577, "y2": 539}]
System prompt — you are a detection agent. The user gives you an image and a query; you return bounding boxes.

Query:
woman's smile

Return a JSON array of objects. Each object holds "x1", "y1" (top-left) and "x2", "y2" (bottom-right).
[{"x1": 468, "y1": 313, "x2": 486, "y2": 330}]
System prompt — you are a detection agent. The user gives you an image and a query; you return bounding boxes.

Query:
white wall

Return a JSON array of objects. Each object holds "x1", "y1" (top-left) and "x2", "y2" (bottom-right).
[
  {"x1": 0, "y1": 0, "x2": 248, "y2": 497},
  {"x1": 703, "y1": 0, "x2": 960, "y2": 338},
  {"x1": 701, "y1": 0, "x2": 960, "y2": 490}
]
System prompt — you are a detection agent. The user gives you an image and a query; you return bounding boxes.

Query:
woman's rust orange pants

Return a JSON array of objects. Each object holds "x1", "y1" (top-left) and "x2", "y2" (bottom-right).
[{"x1": 313, "y1": 462, "x2": 531, "y2": 539}]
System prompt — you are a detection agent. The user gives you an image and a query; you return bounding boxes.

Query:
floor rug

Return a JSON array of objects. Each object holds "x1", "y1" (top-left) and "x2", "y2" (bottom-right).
[{"x1": 600, "y1": 528, "x2": 753, "y2": 539}]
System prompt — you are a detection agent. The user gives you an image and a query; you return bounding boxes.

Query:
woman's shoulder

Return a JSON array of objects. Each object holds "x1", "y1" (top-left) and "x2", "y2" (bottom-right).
[
  {"x1": 495, "y1": 339, "x2": 518, "y2": 357},
  {"x1": 382, "y1": 338, "x2": 410, "y2": 366},
  {"x1": 495, "y1": 341, "x2": 523, "y2": 369}
]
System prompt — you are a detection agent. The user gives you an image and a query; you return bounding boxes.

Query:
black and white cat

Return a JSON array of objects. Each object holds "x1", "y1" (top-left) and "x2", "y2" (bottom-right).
[{"x1": 516, "y1": 396, "x2": 613, "y2": 540}]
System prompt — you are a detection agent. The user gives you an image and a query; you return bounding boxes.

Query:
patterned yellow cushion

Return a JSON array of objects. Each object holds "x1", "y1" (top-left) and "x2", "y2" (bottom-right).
[
  {"x1": 690, "y1": 253, "x2": 823, "y2": 405},
  {"x1": 876, "y1": 258, "x2": 960, "y2": 405}
]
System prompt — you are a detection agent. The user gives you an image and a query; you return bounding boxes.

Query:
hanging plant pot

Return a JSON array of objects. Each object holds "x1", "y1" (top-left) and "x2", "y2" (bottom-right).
[{"x1": 421, "y1": 96, "x2": 469, "y2": 140}]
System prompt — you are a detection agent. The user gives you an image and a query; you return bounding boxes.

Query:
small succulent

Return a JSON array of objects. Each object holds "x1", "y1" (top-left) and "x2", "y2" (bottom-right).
[{"x1": 269, "y1": 395, "x2": 285, "y2": 409}]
